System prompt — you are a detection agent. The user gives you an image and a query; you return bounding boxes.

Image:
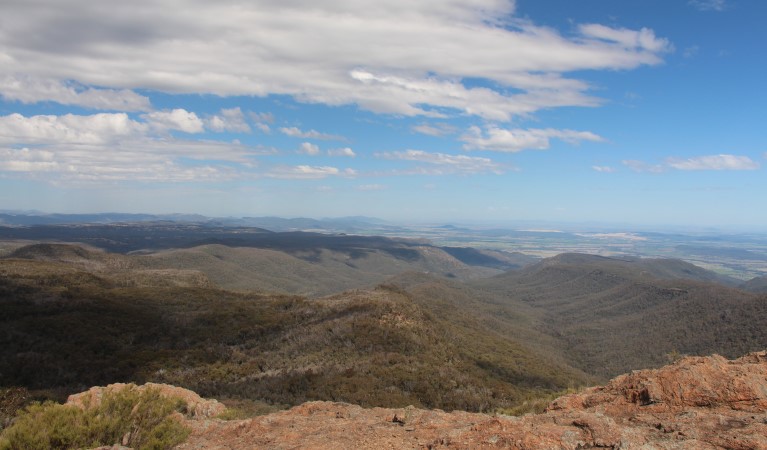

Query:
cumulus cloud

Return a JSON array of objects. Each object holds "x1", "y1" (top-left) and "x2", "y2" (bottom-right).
[
  {"x1": 623, "y1": 154, "x2": 760, "y2": 172},
  {"x1": 143, "y1": 109, "x2": 204, "y2": 134},
  {"x1": 0, "y1": 74, "x2": 151, "y2": 111},
  {"x1": 267, "y1": 165, "x2": 357, "y2": 179},
  {"x1": 250, "y1": 112, "x2": 274, "y2": 133},
  {"x1": 298, "y1": 142, "x2": 321, "y2": 155},
  {"x1": 0, "y1": 112, "x2": 146, "y2": 144},
  {"x1": 0, "y1": 142, "x2": 246, "y2": 183},
  {"x1": 376, "y1": 149, "x2": 504, "y2": 175},
  {"x1": 0, "y1": 112, "x2": 261, "y2": 183},
  {"x1": 327, "y1": 147, "x2": 356, "y2": 157},
  {"x1": 461, "y1": 126, "x2": 604, "y2": 152},
  {"x1": 0, "y1": 147, "x2": 58, "y2": 173},
  {"x1": 279, "y1": 127, "x2": 345, "y2": 141},
  {"x1": 0, "y1": 0, "x2": 671, "y2": 120},
  {"x1": 205, "y1": 107, "x2": 251, "y2": 133}
]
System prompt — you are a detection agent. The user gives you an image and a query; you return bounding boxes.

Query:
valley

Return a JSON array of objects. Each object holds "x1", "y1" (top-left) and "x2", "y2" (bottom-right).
[
  {"x1": 3, "y1": 1, "x2": 765, "y2": 447},
  {"x1": 1, "y1": 219, "x2": 766, "y2": 428}
]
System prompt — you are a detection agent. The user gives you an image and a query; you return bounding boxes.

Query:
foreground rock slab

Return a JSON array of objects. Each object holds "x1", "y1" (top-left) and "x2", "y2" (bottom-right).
[
  {"x1": 68, "y1": 382, "x2": 226, "y2": 419},
  {"x1": 168, "y1": 351, "x2": 767, "y2": 449},
  {"x1": 63, "y1": 352, "x2": 766, "y2": 449}
]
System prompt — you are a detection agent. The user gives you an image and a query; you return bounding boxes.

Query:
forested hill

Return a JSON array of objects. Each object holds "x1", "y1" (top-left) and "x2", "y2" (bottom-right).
[
  {"x1": 2, "y1": 239, "x2": 766, "y2": 418},
  {"x1": 471, "y1": 253, "x2": 767, "y2": 377}
]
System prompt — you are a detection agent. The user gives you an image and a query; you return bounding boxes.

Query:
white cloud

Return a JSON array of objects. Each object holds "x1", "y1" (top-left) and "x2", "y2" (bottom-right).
[
  {"x1": 0, "y1": 0, "x2": 672, "y2": 120},
  {"x1": 298, "y1": 142, "x2": 321, "y2": 155},
  {"x1": 0, "y1": 74, "x2": 151, "y2": 111},
  {"x1": 666, "y1": 154, "x2": 760, "y2": 171},
  {"x1": 250, "y1": 112, "x2": 274, "y2": 134},
  {"x1": 347, "y1": 70, "x2": 600, "y2": 121},
  {"x1": 143, "y1": 109, "x2": 204, "y2": 134},
  {"x1": 412, "y1": 123, "x2": 457, "y2": 137},
  {"x1": 689, "y1": 0, "x2": 727, "y2": 11},
  {"x1": 461, "y1": 126, "x2": 604, "y2": 152},
  {"x1": 0, "y1": 147, "x2": 58, "y2": 172},
  {"x1": 205, "y1": 107, "x2": 251, "y2": 133},
  {"x1": 592, "y1": 165, "x2": 616, "y2": 173},
  {"x1": 0, "y1": 112, "x2": 262, "y2": 183},
  {"x1": 0, "y1": 112, "x2": 146, "y2": 144},
  {"x1": 578, "y1": 25, "x2": 672, "y2": 53},
  {"x1": 0, "y1": 143, "x2": 244, "y2": 183},
  {"x1": 623, "y1": 154, "x2": 760, "y2": 172},
  {"x1": 376, "y1": 149, "x2": 504, "y2": 175},
  {"x1": 279, "y1": 127, "x2": 345, "y2": 141},
  {"x1": 327, "y1": 147, "x2": 356, "y2": 157},
  {"x1": 267, "y1": 165, "x2": 357, "y2": 179}
]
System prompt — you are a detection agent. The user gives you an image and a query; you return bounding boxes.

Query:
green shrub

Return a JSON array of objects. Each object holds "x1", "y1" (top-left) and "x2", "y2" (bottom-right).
[{"x1": 0, "y1": 386, "x2": 189, "y2": 450}]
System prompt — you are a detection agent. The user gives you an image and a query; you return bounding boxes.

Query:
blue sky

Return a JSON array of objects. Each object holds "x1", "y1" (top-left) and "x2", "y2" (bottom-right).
[{"x1": 0, "y1": 0, "x2": 765, "y2": 229}]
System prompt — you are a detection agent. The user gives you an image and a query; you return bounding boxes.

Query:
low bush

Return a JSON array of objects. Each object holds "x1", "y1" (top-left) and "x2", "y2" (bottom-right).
[{"x1": 0, "y1": 386, "x2": 189, "y2": 450}]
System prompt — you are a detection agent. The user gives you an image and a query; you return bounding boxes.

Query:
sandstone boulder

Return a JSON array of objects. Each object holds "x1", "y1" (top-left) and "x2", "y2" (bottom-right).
[{"x1": 66, "y1": 382, "x2": 225, "y2": 419}]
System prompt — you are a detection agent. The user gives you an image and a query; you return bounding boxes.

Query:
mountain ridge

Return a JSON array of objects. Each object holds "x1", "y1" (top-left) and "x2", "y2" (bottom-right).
[
  {"x1": 2, "y1": 239, "x2": 767, "y2": 424},
  {"x1": 472, "y1": 253, "x2": 767, "y2": 378}
]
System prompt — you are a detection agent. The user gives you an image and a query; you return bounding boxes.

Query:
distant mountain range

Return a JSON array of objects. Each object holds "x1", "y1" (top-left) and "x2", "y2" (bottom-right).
[
  {"x1": 0, "y1": 212, "x2": 397, "y2": 233},
  {"x1": 0, "y1": 212, "x2": 210, "y2": 226}
]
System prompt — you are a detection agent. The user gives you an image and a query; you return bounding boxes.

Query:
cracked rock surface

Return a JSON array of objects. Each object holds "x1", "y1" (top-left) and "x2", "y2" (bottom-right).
[{"x1": 164, "y1": 351, "x2": 767, "y2": 449}]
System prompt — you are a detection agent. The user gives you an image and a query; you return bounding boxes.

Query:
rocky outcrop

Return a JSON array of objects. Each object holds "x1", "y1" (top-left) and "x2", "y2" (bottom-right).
[
  {"x1": 66, "y1": 382, "x2": 225, "y2": 419},
  {"x1": 68, "y1": 352, "x2": 767, "y2": 449},
  {"x1": 177, "y1": 352, "x2": 767, "y2": 449}
]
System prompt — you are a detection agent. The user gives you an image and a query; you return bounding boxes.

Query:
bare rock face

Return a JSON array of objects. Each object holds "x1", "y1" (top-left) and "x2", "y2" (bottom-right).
[
  {"x1": 174, "y1": 352, "x2": 767, "y2": 449},
  {"x1": 66, "y1": 382, "x2": 225, "y2": 419}
]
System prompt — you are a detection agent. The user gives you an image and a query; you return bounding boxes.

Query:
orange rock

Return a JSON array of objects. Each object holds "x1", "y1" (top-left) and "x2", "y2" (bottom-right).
[
  {"x1": 71, "y1": 352, "x2": 767, "y2": 449},
  {"x1": 66, "y1": 382, "x2": 225, "y2": 419}
]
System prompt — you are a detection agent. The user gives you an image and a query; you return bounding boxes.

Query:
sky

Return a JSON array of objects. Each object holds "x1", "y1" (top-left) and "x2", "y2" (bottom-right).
[{"x1": 0, "y1": 0, "x2": 765, "y2": 229}]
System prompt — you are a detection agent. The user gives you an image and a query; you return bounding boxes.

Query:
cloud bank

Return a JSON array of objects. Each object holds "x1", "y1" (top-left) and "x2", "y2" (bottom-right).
[
  {"x1": 0, "y1": 0, "x2": 670, "y2": 120},
  {"x1": 0, "y1": 112, "x2": 259, "y2": 183}
]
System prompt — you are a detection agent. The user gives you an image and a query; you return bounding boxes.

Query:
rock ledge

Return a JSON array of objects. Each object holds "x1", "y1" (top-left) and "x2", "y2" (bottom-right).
[{"x1": 75, "y1": 352, "x2": 767, "y2": 449}]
